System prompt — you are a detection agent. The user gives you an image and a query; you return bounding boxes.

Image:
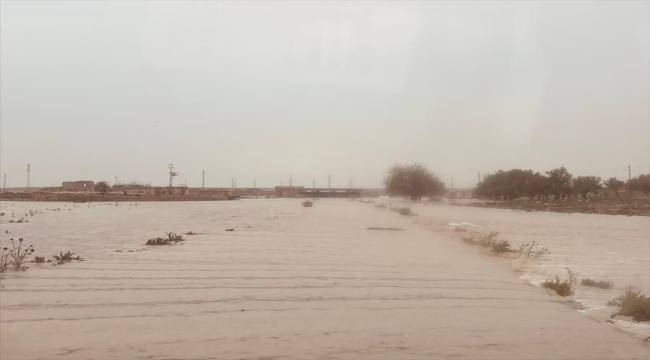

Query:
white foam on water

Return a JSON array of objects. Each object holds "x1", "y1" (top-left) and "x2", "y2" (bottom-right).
[{"x1": 448, "y1": 222, "x2": 476, "y2": 227}]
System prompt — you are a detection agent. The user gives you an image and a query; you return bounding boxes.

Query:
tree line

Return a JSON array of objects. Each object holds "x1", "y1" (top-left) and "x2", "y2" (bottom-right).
[{"x1": 474, "y1": 167, "x2": 650, "y2": 201}]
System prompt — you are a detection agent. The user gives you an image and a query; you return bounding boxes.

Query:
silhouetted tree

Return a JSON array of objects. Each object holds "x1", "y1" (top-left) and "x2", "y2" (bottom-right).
[
  {"x1": 94, "y1": 181, "x2": 110, "y2": 195},
  {"x1": 546, "y1": 167, "x2": 573, "y2": 199},
  {"x1": 572, "y1": 176, "x2": 601, "y2": 199},
  {"x1": 630, "y1": 174, "x2": 650, "y2": 196},
  {"x1": 384, "y1": 163, "x2": 446, "y2": 201},
  {"x1": 604, "y1": 177, "x2": 625, "y2": 197}
]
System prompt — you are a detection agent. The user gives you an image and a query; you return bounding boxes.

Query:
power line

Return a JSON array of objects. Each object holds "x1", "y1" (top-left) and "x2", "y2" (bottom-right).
[{"x1": 168, "y1": 164, "x2": 178, "y2": 187}]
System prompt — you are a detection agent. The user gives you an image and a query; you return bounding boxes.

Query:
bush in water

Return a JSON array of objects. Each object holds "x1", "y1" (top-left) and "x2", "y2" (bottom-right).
[
  {"x1": 491, "y1": 240, "x2": 512, "y2": 256},
  {"x1": 53, "y1": 251, "x2": 83, "y2": 263},
  {"x1": 0, "y1": 238, "x2": 35, "y2": 272},
  {"x1": 542, "y1": 268, "x2": 577, "y2": 297},
  {"x1": 581, "y1": 278, "x2": 614, "y2": 289},
  {"x1": 518, "y1": 241, "x2": 549, "y2": 259},
  {"x1": 477, "y1": 232, "x2": 499, "y2": 248},
  {"x1": 607, "y1": 287, "x2": 650, "y2": 322},
  {"x1": 145, "y1": 232, "x2": 185, "y2": 246}
]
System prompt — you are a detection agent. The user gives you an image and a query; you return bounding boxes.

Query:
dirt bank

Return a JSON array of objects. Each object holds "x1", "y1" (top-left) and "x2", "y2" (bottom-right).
[
  {"x1": 461, "y1": 198, "x2": 650, "y2": 217},
  {"x1": 0, "y1": 192, "x2": 236, "y2": 202}
]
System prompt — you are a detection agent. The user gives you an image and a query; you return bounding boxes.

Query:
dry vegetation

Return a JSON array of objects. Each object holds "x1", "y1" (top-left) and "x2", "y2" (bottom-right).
[
  {"x1": 542, "y1": 268, "x2": 577, "y2": 297},
  {"x1": 145, "y1": 232, "x2": 185, "y2": 246},
  {"x1": 0, "y1": 238, "x2": 35, "y2": 272},
  {"x1": 607, "y1": 287, "x2": 650, "y2": 322},
  {"x1": 581, "y1": 278, "x2": 614, "y2": 289}
]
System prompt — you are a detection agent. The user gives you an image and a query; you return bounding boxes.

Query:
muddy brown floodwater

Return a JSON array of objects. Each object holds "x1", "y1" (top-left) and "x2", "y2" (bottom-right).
[{"x1": 1, "y1": 199, "x2": 648, "y2": 359}]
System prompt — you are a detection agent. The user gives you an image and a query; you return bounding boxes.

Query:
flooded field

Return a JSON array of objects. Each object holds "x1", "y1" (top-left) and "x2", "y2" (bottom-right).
[{"x1": 0, "y1": 199, "x2": 648, "y2": 359}]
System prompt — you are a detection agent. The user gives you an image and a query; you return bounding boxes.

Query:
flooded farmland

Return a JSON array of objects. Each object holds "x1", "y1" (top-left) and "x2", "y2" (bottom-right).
[{"x1": 1, "y1": 199, "x2": 648, "y2": 359}]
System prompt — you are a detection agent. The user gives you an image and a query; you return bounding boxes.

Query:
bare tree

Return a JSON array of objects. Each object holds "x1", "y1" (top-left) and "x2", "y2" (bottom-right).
[{"x1": 94, "y1": 181, "x2": 110, "y2": 195}]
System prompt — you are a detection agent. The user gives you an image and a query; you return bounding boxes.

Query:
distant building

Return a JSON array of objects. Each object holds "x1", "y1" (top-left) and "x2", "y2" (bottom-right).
[
  {"x1": 62, "y1": 181, "x2": 95, "y2": 192},
  {"x1": 275, "y1": 186, "x2": 305, "y2": 198},
  {"x1": 301, "y1": 188, "x2": 362, "y2": 198}
]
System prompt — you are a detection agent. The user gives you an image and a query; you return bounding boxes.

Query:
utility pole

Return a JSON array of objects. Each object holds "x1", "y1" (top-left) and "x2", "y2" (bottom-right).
[
  {"x1": 168, "y1": 164, "x2": 178, "y2": 187},
  {"x1": 202, "y1": 170, "x2": 205, "y2": 189},
  {"x1": 313, "y1": 179, "x2": 315, "y2": 189},
  {"x1": 3, "y1": 173, "x2": 6, "y2": 191},
  {"x1": 114, "y1": 176, "x2": 119, "y2": 186},
  {"x1": 328, "y1": 174, "x2": 331, "y2": 189},
  {"x1": 26, "y1": 164, "x2": 31, "y2": 188},
  {"x1": 290, "y1": 174, "x2": 292, "y2": 187},
  {"x1": 628, "y1": 165, "x2": 632, "y2": 197},
  {"x1": 349, "y1": 177, "x2": 353, "y2": 189}
]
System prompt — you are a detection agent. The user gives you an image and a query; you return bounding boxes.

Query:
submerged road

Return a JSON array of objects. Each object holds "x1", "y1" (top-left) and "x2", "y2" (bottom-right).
[{"x1": 1, "y1": 199, "x2": 648, "y2": 359}]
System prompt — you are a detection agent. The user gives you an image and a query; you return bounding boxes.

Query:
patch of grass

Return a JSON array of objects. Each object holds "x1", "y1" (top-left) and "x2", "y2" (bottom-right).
[
  {"x1": 608, "y1": 287, "x2": 650, "y2": 322},
  {"x1": 542, "y1": 267, "x2": 576, "y2": 297},
  {"x1": 145, "y1": 232, "x2": 185, "y2": 246},
  {"x1": 491, "y1": 240, "x2": 512, "y2": 256},
  {"x1": 33, "y1": 256, "x2": 46, "y2": 263},
  {"x1": 581, "y1": 278, "x2": 614, "y2": 289}
]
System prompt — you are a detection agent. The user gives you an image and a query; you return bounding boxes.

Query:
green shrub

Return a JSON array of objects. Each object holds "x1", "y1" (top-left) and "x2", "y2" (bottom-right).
[
  {"x1": 581, "y1": 278, "x2": 614, "y2": 289},
  {"x1": 608, "y1": 287, "x2": 650, "y2": 322}
]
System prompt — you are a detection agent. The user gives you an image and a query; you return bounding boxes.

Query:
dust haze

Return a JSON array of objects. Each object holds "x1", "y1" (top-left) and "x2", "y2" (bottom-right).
[{"x1": 1, "y1": 1, "x2": 649, "y2": 188}]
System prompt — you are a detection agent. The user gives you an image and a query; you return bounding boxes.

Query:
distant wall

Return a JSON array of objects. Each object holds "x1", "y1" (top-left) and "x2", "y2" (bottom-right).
[{"x1": 62, "y1": 181, "x2": 95, "y2": 192}]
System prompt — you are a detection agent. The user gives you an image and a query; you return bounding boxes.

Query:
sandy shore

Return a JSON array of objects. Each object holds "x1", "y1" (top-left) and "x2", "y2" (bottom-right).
[{"x1": 1, "y1": 200, "x2": 648, "y2": 359}]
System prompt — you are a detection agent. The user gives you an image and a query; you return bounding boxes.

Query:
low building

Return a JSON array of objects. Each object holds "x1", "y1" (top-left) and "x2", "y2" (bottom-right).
[
  {"x1": 62, "y1": 181, "x2": 95, "y2": 192},
  {"x1": 275, "y1": 186, "x2": 305, "y2": 198},
  {"x1": 301, "y1": 188, "x2": 362, "y2": 198}
]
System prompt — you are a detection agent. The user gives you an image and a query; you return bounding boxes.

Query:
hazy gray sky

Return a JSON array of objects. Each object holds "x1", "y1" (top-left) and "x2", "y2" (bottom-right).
[{"x1": 1, "y1": 1, "x2": 648, "y2": 188}]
